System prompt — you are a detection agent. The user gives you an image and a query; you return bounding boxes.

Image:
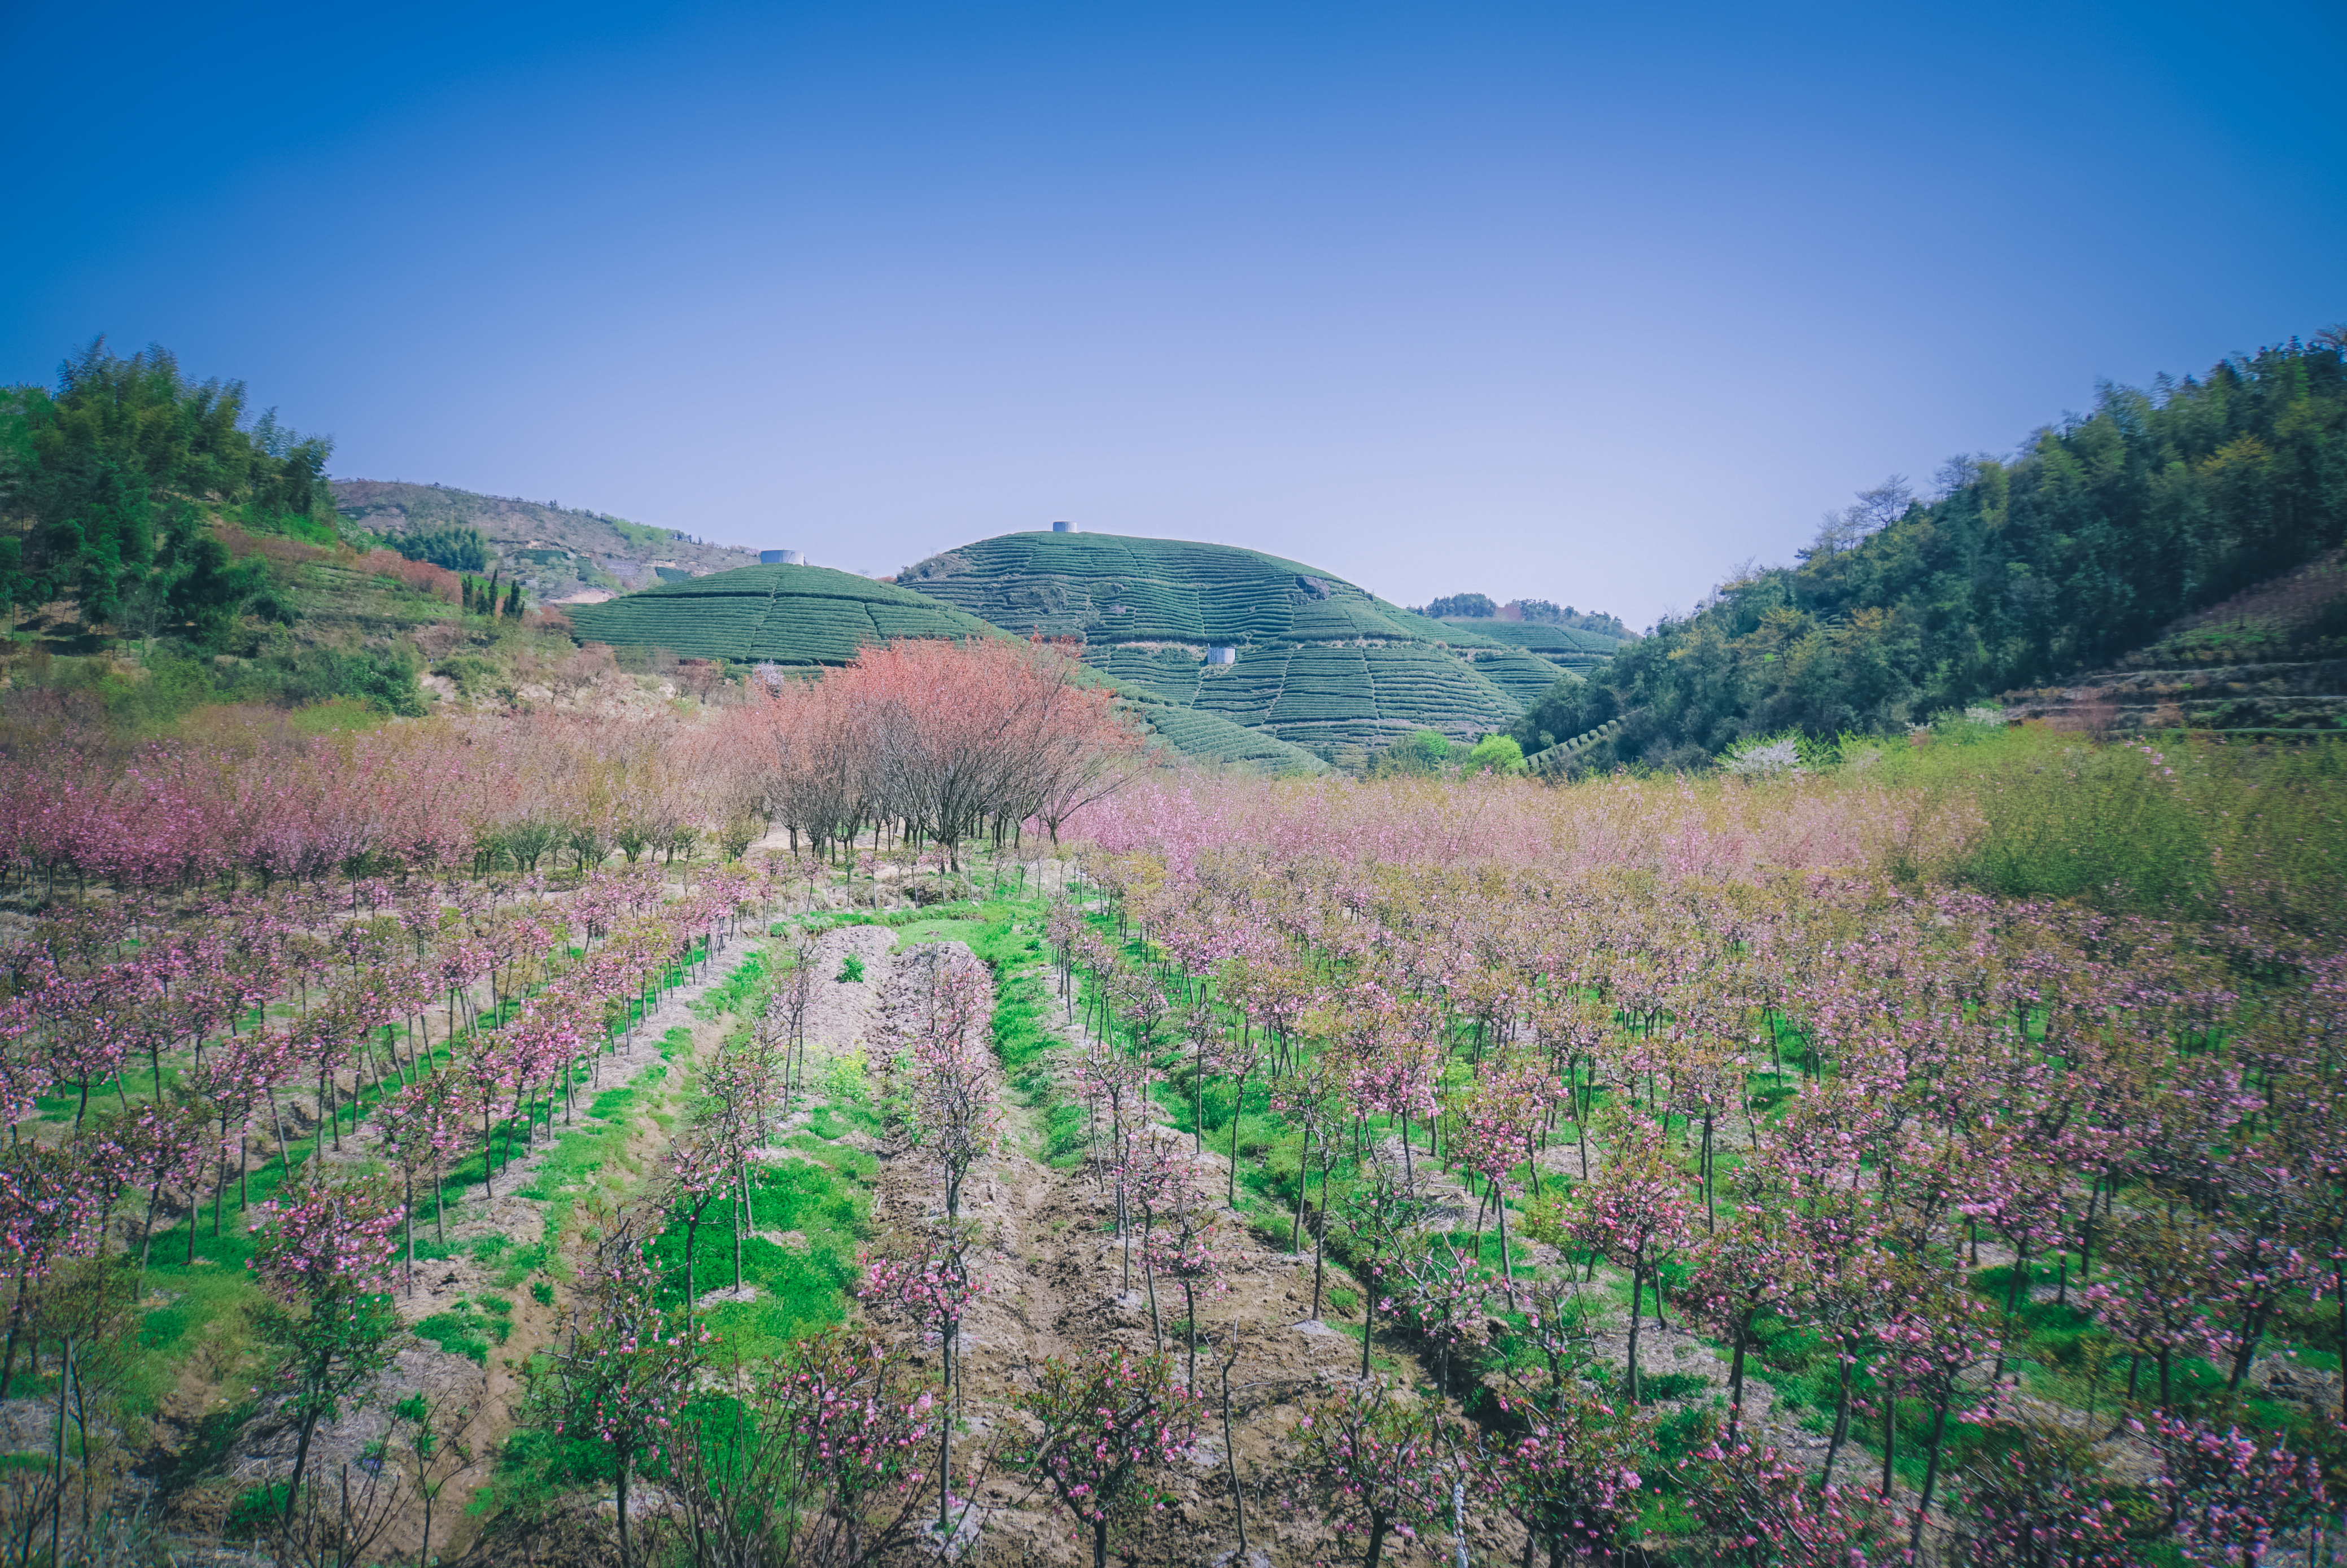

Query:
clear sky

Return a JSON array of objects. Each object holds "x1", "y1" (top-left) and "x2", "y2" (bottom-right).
[{"x1": 5, "y1": 1, "x2": 2340, "y2": 628}]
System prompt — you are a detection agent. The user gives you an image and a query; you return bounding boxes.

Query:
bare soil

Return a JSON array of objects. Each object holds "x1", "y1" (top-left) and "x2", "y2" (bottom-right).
[{"x1": 836, "y1": 931, "x2": 1453, "y2": 1567}]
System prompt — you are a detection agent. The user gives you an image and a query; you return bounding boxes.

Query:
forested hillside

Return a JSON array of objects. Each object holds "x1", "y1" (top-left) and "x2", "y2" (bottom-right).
[
  {"x1": 0, "y1": 341, "x2": 752, "y2": 726},
  {"x1": 1518, "y1": 332, "x2": 2347, "y2": 769},
  {"x1": 0, "y1": 339, "x2": 332, "y2": 641},
  {"x1": 1410, "y1": 592, "x2": 1632, "y2": 639}
]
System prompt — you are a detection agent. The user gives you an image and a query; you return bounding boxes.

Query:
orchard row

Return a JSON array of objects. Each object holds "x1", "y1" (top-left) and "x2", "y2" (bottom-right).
[{"x1": 1033, "y1": 838, "x2": 2341, "y2": 1563}]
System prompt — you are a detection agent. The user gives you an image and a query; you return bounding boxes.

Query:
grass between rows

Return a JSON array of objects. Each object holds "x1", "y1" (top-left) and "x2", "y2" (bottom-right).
[{"x1": 1055, "y1": 896, "x2": 2336, "y2": 1521}]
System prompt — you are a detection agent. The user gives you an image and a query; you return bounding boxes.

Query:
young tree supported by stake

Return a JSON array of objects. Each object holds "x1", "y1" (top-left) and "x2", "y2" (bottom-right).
[
  {"x1": 1562, "y1": 1115, "x2": 1692, "y2": 1404},
  {"x1": 857, "y1": 1230, "x2": 983, "y2": 1533},
  {"x1": 664, "y1": 1326, "x2": 941, "y2": 1568},
  {"x1": 1479, "y1": 1387, "x2": 1650, "y2": 1568}
]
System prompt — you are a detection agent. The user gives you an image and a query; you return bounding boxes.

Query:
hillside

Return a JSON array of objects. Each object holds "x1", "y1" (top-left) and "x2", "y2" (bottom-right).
[
  {"x1": 2002, "y1": 548, "x2": 2347, "y2": 736},
  {"x1": 1429, "y1": 617, "x2": 1626, "y2": 667},
  {"x1": 565, "y1": 561, "x2": 1327, "y2": 773},
  {"x1": 331, "y1": 479, "x2": 761, "y2": 602},
  {"x1": 901, "y1": 529, "x2": 1605, "y2": 762},
  {"x1": 564, "y1": 561, "x2": 995, "y2": 663},
  {"x1": 1515, "y1": 331, "x2": 2347, "y2": 771}
]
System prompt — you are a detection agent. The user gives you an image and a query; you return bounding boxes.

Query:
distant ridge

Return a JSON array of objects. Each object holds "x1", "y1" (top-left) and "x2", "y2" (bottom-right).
[{"x1": 332, "y1": 479, "x2": 757, "y2": 600}]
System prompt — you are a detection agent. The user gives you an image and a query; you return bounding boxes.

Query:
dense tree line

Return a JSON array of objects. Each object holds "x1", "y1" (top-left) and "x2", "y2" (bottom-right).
[
  {"x1": 1516, "y1": 331, "x2": 2347, "y2": 768},
  {"x1": 737, "y1": 637, "x2": 1143, "y2": 866},
  {"x1": 1413, "y1": 592, "x2": 1631, "y2": 636},
  {"x1": 0, "y1": 339, "x2": 333, "y2": 642},
  {"x1": 397, "y1": 522, "x2": 490, "y2": 573}
]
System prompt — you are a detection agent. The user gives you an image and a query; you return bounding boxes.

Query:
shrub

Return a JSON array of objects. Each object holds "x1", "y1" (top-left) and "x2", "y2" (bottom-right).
[
  {"x1": 359, "y1": 548, "x2": 462, "y2": 603},
  {"x1": 1378, "y1": 730, "x2": 1453, "y2": 776},
  {"x1": 239, "y1": 644, "x2": 427, "y2": 717},
  {"x1": 1464, "y1": 734, "x2": 1525, "y2": 774}
]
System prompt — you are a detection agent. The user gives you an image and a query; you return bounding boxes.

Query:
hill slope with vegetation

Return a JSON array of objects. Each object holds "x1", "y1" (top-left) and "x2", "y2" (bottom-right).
[
  {"x1": 568, "y1": 562, "x2": 1328, "y2": 772},
  {"x1": 0, "y1": 339, "x2": 330, "y2": 644},
  {"x1": 565, "y1": 562, "x2": 998, "y2": 664},
  {"x1": 901, "y1": 529, "x2": 1608, "y2": 763},
  {"x1": 1516, "y1": 331, "x2": 2347, "y2": 770},
  {"x1": 331, "y1": 478, "x2": 760, "y2": 601},
  {"x1": 0, "y1": 342, "x2": 862, "y2": 729}
]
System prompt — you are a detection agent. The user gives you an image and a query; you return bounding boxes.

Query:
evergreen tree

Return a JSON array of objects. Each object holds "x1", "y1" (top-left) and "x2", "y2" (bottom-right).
[{"x1": 0, "y1": 338, "x2": 330, "y2": 635}]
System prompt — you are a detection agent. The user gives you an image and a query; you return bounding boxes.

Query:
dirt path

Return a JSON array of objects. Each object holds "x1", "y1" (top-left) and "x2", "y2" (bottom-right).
[{"x1": 820, "y1": 928, "x2": 1439, "y2": 1567}]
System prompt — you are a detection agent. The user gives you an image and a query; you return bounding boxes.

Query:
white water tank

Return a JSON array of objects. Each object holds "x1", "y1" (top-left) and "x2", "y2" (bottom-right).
[
  {"x1": 1205, "y1": 647, "x2": 1236, "y2": 665},
  {"x1": 761, "y1": 549, "x2": 804, "y2": 565}
]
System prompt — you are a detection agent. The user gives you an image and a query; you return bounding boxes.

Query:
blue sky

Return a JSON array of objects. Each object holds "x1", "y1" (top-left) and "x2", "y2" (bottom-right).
[{"x1": 5, "y1": 0, "x2": 2340, "y2": 627}]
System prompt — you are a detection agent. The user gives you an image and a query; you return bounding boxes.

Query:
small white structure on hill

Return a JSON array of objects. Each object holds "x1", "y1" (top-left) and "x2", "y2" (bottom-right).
[
  {"x1": 1051, "y1": 520, "x2": 1078, "y2": 533},
  {"x1": 1205, "y1": 646, "x2": 1236, "y2": 665},
  {"x1": 761, "y1": 549, "x2": 804, "y2": 564}
]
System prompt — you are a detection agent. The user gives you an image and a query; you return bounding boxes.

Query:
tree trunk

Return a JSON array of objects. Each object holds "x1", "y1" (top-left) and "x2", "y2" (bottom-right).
[
  {"x1": 1727, "y1": 1311, "x2": 1749, "y2": 1433},
  {"x1": 1227, "y1": 1073, "x2": 1248, "y2": 1208},
  {"x1": 1822, "y1": 1343, "x2": 1853, "y2": 1486},
  {"x1": 1290, "y1": 1129, "x2": 1311, "y2": 1252},
  {"x1": 285, "y1": 1400, "x2": 322, "y2": 1521},
  {"x1": 1625, "y1": 1264, "x2": 1644, "y2": 1403},
  {"x1": 1881, "y1": 1396, "x2": 1895, "y2": 1498},
  {"x1": 617, "y1": 1459, "x2": 632, "y2": 1568},
  {"x1": 939, "y1": 1329, "x2": 955, "y2": 1532},
  {"x1": 1912, "y1": 1397, "x2": 1950, "y2": 1553}
]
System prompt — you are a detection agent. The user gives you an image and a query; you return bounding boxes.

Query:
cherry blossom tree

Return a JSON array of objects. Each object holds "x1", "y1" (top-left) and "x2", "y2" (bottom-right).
[
  {"x1": 1563, "y1": 1115, "x2": 1693, "y2": 1402},
  {"x1": 1301, "y1": 1378, "x2": 1458, "y2": 1568},
  {"x1": 667, "y1": 1325, "x2": 939, "y2": 1567},
  {"x1": 1873, "y1": 1271, "x2": 2005, "y2": 1548},
  {"x1": 1012, "y1": 1347, "x2": 1199, "y2": 1568},
  {"x1": 2147, "y1": 1412, "x2": 2329, "y2": 1568},
  {"x1": 1675, "y1": 1434, "x2": 1894, "y2": 1568},
  {"x1": 2084, "y1": 1214, "x2": 2234, "y2": 1412},
  {"x1": 247, "y1": 1170, "x2": 403, "y2": 1522},
  {"x1": 1684, "y1": 1208, "x2": 1800, "y2": 1437},
  {"x1": 857, "y1": 1229, "x2": 984, "y2": 1531},
  {"x1": 530, "y1": 1216, "x2": 707, "y2": 1568},
  {"x1": 1480, "y1": 1386, "x2": 1650, "y2": 1568}
]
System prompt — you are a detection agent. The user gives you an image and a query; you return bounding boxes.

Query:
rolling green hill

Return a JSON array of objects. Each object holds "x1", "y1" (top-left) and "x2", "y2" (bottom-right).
[
  {"x1": 565, "y1": 562, "x2": 994, "y2": 663},
  {"x1": 900, "y1": 530, "x2": 1459, "y2": 645},
  {"x1": 565, "y1": 560, "x2": 1327, "y2": 773},
  {"x1": 900, "y1": 530, "x2": 1602, "y2": 761}
]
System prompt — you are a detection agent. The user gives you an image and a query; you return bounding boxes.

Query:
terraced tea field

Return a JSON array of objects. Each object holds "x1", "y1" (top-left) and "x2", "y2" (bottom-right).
[
  {"x1": 902, "y1": 530, "x2": 1605, "y2": 755},
  {"x1": 568, "y1": 533, "x2": 1622, "y2": 764},
  {"x1": 899, "y1": 529, "x2": 1459, "y2": 646},
  {"x1": 565, "y1": 562, "x2": 995, "y2": 662},
  {"x1": 1432, "y1": 617, "x2": 1627, "y2": 672}
]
